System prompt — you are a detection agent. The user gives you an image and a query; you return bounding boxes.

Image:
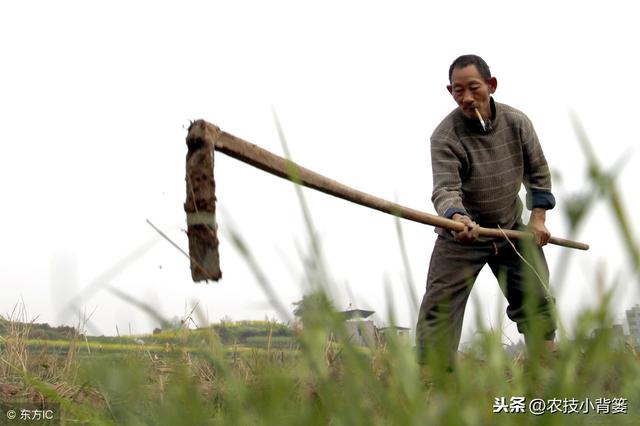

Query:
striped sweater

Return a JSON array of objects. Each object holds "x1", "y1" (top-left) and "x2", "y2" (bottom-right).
[{"x1": 430, "y1": 98, "x2": 555, "y2": 236}]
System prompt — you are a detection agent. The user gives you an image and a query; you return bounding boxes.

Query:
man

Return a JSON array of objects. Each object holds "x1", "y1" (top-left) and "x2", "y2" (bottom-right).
[{"x1": 416, "y1": 54, "x2": 557, "y2": 368}]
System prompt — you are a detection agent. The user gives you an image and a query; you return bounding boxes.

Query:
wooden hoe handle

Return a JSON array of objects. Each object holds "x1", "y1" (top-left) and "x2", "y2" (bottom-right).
[{"x1": 188, "y1": 120, "x2": 589, "y2": 251}]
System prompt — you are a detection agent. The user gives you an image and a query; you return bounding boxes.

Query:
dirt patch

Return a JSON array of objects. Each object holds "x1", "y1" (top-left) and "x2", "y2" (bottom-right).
[{"x1": 0, "y1": 381, "x2": 105, "y2": 411}]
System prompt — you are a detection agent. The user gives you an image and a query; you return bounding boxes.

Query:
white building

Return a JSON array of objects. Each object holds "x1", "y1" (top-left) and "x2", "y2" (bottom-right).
[
  {"x1": 339, "y1": 308, "x2": 378, "y2": 347},
  {"x1": 378, "y1": 326, "x2": 411, "y2": 342},
  {"x1": 625, "y1": 304, "x2": 640, "y2": 347}
]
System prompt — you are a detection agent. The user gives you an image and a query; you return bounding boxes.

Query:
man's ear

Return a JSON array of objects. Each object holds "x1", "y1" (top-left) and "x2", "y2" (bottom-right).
[
  {"x1": 446, "y1": 84, "x2": 453, "y2": 95},
  {"x1": 487, "y1": 77, "x2": 498, "y2": 94}
]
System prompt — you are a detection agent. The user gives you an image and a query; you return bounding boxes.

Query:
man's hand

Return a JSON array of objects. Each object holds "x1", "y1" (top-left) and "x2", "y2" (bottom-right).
[
  {"x1": 451, "y1": 213, "x2": 480, "y2": 242},
  {"x1": 528, "y1": 208, "x2": 550, "y2": 246}
]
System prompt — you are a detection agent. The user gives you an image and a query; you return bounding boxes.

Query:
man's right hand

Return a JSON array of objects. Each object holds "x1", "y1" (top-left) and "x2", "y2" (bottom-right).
[{"x1": 451, "y1": 213, "x2": 480, "y2": 242}]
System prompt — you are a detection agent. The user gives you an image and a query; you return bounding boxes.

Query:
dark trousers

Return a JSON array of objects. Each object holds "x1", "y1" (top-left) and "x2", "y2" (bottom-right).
[{"x1": 415, "y1": 235, "x2": 556, "y2": 366}]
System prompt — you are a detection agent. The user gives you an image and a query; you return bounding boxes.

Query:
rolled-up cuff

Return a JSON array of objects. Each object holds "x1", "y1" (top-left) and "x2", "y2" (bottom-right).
[
  {"x1": 527, "y1": 189, "x2": 556, "y2": 210},
  {"x1": 443, "y1": 207, "x2": 468, "y2": 219}
]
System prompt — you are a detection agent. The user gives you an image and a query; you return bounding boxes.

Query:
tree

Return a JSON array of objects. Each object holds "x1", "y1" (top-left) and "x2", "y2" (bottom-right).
[{"x1": 292, "y1": 291, "x2": 336, "y2": 327}]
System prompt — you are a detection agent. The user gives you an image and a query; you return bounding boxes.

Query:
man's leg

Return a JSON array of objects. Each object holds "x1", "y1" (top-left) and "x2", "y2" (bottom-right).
[
  {"x1": 416, "y1": 236, "x2": 488, "y2": 368},
  {"x1": 489, "y1": 239, "x2": 556, "y2": 355}
]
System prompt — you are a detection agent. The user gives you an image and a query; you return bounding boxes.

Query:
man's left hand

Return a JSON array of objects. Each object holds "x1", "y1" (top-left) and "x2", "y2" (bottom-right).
[{"x1": 528, "y1": 208, "x2": 550, "y2": 246}]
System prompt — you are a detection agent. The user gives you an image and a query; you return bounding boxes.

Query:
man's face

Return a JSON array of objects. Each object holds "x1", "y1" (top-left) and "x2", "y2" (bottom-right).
[{"x1": 447, "y1": 64, "x2": 497, "y2": 120}]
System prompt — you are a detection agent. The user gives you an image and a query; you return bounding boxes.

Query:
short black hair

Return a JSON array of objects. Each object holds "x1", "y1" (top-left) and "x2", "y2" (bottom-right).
[{"x1": 448, "y1": 54, "x2": 491, "y2": 82}]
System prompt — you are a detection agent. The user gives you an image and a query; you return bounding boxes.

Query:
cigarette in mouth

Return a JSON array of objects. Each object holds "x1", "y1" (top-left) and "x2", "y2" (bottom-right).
[{"x1": 474, "y1": 107, "x2": 486, "y2": 131}]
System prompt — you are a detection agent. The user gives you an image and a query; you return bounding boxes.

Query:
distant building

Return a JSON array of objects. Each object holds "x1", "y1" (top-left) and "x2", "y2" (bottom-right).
[
  {"x1": 378, "y1": 326, "x2": 411, "y2": 342},
  {"x1": 340, "y1": 308, "x2": 375, "y2": 322},
  {"x1": 625, "y1": 304, "x2": 640, "y2": 347},
  {"x1": 338, "y1": 307, "x2": 378, "y2": 347},
  {"x1": 592, "y1": 324, "x2": 628, "y2": 350},
  {"x1": 335, "y1": 306, "x2": 413, "y2": 347}
]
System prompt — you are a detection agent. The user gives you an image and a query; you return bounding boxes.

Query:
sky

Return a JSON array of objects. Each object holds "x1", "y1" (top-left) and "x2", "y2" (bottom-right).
[{"x1": 1, "y1": 1, "x2": 639, "y2": 343}]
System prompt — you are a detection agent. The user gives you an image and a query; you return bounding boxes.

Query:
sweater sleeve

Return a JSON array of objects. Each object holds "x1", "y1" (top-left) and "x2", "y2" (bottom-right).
[
  {"x1": 430, "y1": 131, "x2": 469, "y2": 218},
  {"x1": 520, "y1": 115, "x2": 556, "y2": 210}
]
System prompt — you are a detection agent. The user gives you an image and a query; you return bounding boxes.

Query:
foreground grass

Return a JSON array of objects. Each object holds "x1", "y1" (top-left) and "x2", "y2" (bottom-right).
[{"x1": 1, "y1": 316, "x2": 639, "y2": 425}]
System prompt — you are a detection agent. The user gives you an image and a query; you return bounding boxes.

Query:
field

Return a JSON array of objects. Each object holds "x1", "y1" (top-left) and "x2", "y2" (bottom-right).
[{"x1": 1, "y1": 308, "x2": 639, "y2": 425}]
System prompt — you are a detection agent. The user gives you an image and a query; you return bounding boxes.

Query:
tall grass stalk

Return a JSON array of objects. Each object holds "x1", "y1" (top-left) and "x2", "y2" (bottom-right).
[{"x1": 1, "y1": 301, "x2": 33, "y2": 377}]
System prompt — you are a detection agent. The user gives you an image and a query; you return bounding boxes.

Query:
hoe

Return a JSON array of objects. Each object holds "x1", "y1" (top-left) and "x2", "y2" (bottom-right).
[{"x1": 183, "y1": 119, "x2": 588, "y2": 282}]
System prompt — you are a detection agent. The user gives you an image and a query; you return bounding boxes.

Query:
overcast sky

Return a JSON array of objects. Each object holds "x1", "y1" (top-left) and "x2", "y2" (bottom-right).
[{"x1": 1, "y1": 1, "x2": 639, "y2": 342}]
